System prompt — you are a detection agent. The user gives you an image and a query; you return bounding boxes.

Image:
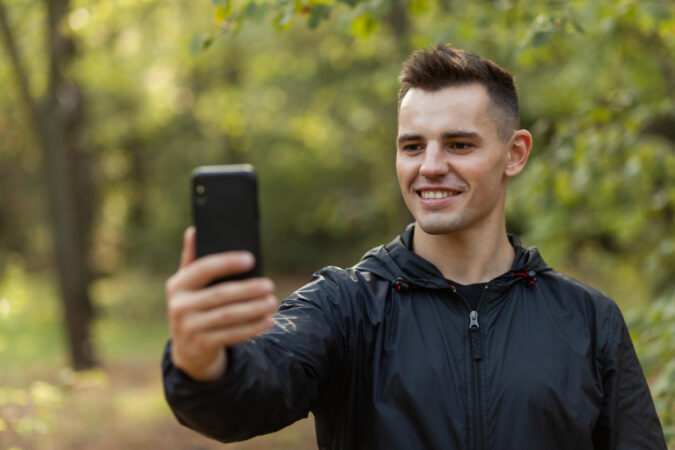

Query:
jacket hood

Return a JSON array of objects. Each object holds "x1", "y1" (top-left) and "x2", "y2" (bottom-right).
[{"x1": 355, "y1": 224, "x2": 550, "y2": 290}]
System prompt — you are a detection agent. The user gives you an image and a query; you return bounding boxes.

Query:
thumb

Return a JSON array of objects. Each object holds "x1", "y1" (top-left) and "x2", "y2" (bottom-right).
[{"x1": 179, "y1": 226, "x2": 197, "y2": 269}]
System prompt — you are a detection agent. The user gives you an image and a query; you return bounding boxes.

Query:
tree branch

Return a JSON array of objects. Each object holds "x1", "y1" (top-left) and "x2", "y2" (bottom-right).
[{"x1": 0, "y1": 0, "x2": 43, "y2": 135}]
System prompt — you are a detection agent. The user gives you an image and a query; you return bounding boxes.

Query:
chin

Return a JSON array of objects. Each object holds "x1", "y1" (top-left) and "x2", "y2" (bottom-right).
[{"x1": 415, "y1": 217, "x2": 466, "y2": 236}]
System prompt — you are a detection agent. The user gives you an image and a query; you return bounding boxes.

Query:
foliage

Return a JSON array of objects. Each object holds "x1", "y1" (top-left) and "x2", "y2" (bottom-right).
[
  {"x1": 1, "y1": 0, "x2": 673, "y2": 287},
  {"x1": 198, "y1": 0, "x2": 387, "y2": 48},
  {"x1": 627, "y1": 291, "x2": 675, "y2": 444},
  {"x1": 0, "y1": 257, "x2": 95, "y2": 444},
  {"x1": 502, "y1": 0, "x2": 675, "y2": 296},
  {"x1": 0, "y1": 256, "x2": 62, "y2": 367},
  {"x1": 191, "y1": 0, "x2": 675, "y2": 299},
  {"x1": 0, "y1": 257, "x2": 58, "y2": 442},
  {"x1": 0, "y1": 380, "x2": 62, "y2": 443}
]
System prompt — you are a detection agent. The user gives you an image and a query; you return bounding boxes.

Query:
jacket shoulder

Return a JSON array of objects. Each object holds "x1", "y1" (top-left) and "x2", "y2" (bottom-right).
[
  {"x1": 285, "y1": 264, "x2": 387, "y2": 310},
  {"x1": 541, "y1": 269, "x2": 618, "y2": 310},
  {"x1": 312, "y1": 259, "x2": 391, "y2": 292},
  {"x1": 298, "y1": 263, "x2": 390, "y2": 326},
  {"x1": 538, "y1": 269, "x2": 625, "y2": 358}
]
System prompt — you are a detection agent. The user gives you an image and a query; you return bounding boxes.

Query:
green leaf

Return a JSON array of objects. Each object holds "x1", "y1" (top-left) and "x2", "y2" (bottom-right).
[
  {"x1": 245, "y1": 1, "x2": 257, "y2": 17},
  {"x1": 570, "y1": 18, "x2": 585, "y2": 33},
  {"x1": 351, "y1": 12, "x2": 378, "y2": 38},
  {"x1": 214, "y1": 4, "x2": 231, "y2": 23},
  {"x1": 244, "y1": 1, "x2": 269, "y2": 22},
  {"x1": 274, "y1": 7, "x2": 294, "y2": 30},
  {"x1": 408, "y1": 0, "x2": 430, "y2": 15},
  {"x1": 531, "y1": 30, "x2": 552, "y2": 47},
  {"x1": 308, "y1": 4, "x2": 333, "y2": 29},
  {"x1": 202, "y1": 35, "x2": 214, "y2": 50},
  {"x1": 338, "y1": 0, "x2": 359, "y2": 6},
  {"x1": 189, "y1": 33, "x2": 205, "y2": 55}
]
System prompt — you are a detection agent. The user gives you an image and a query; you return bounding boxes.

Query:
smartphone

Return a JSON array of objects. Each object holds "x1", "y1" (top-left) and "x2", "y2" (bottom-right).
[{"x1": 191, "y1": 165, "x2": 262, "y2": 282}]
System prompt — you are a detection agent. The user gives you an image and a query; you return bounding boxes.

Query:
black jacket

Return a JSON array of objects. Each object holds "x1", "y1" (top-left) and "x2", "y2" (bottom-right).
[{"x1": 163, "y1": 226, "x2": 666, "y2": 449}]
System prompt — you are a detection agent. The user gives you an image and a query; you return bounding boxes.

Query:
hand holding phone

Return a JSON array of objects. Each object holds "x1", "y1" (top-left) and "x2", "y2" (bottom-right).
[{"x1": 165, "y1": 165, "x2": 277, "y2": 381}]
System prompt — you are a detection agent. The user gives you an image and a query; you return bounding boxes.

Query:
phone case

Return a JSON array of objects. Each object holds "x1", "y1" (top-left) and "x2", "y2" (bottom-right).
[{"x1": 191, "y1": 165, "x2": 262, "y2": 281}]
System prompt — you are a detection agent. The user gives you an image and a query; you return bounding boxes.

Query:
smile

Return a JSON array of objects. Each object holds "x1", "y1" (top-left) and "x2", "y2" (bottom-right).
[{"x1": 418, "y1": 190, "x2": 460, "y2": 199}]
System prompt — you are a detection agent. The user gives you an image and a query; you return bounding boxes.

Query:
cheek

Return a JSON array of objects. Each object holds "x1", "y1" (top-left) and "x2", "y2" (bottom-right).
[
  {"x1": 395, "y1": 158, "x2": 412, "y2": 185},
  {"x1": 466, "y1": 155, "x2": 506, "y2": 193}
]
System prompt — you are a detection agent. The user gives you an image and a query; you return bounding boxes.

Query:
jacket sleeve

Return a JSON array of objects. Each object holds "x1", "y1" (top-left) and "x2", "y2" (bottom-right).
[
  {"x1": 592, "y1": 303, "x2": 666, "y2": 450},
  {"x1": 162, "y1": 269, "x2": 352, "y2": 443}
]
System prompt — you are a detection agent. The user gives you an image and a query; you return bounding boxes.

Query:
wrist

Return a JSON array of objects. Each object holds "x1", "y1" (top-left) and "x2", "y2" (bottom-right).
[
  {"x1": 194, "y1": 349, "x2": 228, "y2": 381},
  {"x1": 172, "y1": 346, "x2": 228, "y2": 382}
]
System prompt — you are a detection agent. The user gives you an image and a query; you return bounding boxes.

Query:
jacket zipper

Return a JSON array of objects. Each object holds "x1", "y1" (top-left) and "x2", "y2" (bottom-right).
[
  {"x1": 469, "y1": 308, "x2": 484, "y2": 450},
  {"x1": 450, "y1": 284, "x2": 487, "y2": 450}
]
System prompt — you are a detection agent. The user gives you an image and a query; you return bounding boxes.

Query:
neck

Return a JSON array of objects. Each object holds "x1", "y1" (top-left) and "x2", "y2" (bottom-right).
[{"x1": 411, "y1": 223, "x2": 515, "y2": 285}]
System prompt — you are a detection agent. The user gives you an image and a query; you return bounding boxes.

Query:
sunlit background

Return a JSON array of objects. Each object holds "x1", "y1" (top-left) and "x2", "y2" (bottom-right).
[{"x1": 0, "y1": 0, "x2": 673, "y2": 448}]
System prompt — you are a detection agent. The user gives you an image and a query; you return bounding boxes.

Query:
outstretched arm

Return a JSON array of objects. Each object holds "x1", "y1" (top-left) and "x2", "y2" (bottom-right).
[{"x1": 163, "y1": 228, "x2": 350, "y2": 442}]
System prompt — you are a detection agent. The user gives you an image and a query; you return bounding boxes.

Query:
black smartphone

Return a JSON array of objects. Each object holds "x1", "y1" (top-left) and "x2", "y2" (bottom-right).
[{"x1": 191, "y1": 165, "x2": 262, "y2": 282}]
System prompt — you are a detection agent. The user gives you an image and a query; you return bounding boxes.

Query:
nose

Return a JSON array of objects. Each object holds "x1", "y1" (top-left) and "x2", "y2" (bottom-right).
[{"x1": 419, "y1": 142, "x2": 448, "y2": 179}]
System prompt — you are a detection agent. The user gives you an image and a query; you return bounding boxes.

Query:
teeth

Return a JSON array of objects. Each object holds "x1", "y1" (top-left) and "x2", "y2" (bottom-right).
[{"x1": 421, "y1": 191, "x2": 457, "y2": 199}]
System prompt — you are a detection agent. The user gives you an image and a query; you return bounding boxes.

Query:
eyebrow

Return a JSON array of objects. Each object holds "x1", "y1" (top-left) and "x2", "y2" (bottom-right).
[
  {"x1": 397, "y1": 134, "x2": 424, "y2": 144},
  {"x1": 397, "y1": 130, "x2": 482, "y2": 144},
  {"x1": 442, "y1": 131, "x2": 482, "y2": 141}
]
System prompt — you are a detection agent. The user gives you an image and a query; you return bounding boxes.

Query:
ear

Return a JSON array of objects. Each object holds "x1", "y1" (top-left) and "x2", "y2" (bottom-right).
[{"x1": 504, "y1": 129, "x2": 532, "y2": 178}]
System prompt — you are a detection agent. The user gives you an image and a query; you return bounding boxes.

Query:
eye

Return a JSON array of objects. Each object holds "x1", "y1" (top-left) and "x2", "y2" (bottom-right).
[
  {"x1": 402, "y1": 143, "x2": 424, "y2": 152},
  {"x1": 450, "y1": 142, "x2": 473, "y2": 151}
]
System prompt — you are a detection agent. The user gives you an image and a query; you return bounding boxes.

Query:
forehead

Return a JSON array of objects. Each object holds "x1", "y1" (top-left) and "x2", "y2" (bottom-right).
[{"x1": 397, "y1": 83, "x2": 497, "y2": 137}]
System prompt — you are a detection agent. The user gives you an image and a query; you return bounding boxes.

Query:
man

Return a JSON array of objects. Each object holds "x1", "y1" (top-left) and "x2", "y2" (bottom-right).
[{"x1": 163, "y1": 45, "x2": 666, "y2": 449}]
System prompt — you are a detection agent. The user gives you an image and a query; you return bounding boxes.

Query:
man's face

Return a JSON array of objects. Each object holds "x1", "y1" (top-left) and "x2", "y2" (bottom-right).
[{"x1": 396, "y1": 83, "x2": 514, "y2": 236}]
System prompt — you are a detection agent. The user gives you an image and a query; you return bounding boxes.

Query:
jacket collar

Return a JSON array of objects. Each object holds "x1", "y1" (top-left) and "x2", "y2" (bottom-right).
[{"x1": 356, "y1": 224, "x2": 550, "y2": 290}]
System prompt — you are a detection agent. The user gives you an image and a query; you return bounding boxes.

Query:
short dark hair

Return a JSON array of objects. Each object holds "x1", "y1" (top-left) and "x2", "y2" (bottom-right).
[{"x1": 398, "y1": 44, "x2": 520, "y2": 141}]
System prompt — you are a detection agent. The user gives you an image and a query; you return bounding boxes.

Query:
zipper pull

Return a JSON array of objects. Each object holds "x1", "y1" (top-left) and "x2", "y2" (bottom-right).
[
  {"x1": 469, "y1": 310, "x2": 482, "y2": 360},
  {"x1": 469, "y1": 310, "x2": 479, "y2": 329}
]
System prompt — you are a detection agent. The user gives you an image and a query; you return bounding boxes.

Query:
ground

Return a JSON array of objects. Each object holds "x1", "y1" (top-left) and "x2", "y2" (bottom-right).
[
  {"x1": 0, "y1": 273, "x2": 318, "y2": 450},
  {"x1": 0, "y1": 359, "x2": 317, "y2": 449}
]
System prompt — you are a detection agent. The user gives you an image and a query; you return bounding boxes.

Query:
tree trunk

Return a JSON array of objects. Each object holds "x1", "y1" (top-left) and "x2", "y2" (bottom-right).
[
  {"x1": 44, "y1": 0, "x2": 97, "y2": 370},
  {"x1": 0, "y1": 0, "x2": 97, "y2": 370}
]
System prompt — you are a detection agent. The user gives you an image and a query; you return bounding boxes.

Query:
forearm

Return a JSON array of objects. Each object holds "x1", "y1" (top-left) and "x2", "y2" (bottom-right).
[{"x1": 162, "y1": 338, "x2": 315, "y2": 443}]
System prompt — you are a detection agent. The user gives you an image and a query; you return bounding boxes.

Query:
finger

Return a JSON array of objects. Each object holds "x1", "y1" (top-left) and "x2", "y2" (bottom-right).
[
  {"x1": 205, "y1": 315, "x2": 276, "y2": 348},
  {"x1": 184, "y1": 294, "x2": 278, "y2": 332},
  {"x1": 180, "y1": 226, "x2": 196, "y2": 269},
  {"x1": 168, "y1": 280, "x2": 274, "y2": 333},
  {"x1": 181, "y1": 278, "x2": 275, "y2": 311},
  {"x1": 174, "y1": 251, "x2": 255, "y2": 291}
]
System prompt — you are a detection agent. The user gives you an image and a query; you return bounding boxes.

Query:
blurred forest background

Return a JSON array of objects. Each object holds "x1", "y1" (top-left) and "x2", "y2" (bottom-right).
[{"x1": 0, "y1": 0, "x2": 673, "y2": 448}]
